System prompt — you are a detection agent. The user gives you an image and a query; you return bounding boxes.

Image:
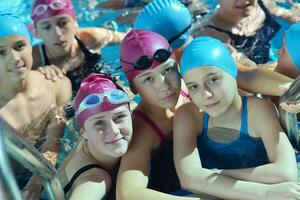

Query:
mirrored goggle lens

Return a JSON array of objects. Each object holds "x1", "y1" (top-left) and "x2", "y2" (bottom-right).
[
  {"x1": 85, "y1": 94, "x2": 101, "y2": 105},
  {"x1": 33, "y1": 5, "x2": 48, "y2": 16},
  {"x1": 108, "y1": 90, "x2": 129, "y2": 103},
  {"x1": 50, "y1": 0, "x2": 68, "y2": 10},
  {"x1": 135, "y1": 55, "x2": 153, "y2": 70},
  {"x1": 154, "y1": 49, "x2": 171, "y2": 62}
]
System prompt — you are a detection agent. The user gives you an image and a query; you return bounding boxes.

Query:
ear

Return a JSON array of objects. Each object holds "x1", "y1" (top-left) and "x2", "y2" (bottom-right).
[
  {"x1": 34, "y1": 25, "x2": 40, "y2": 39},
  {"x1": 129, "y1": 83, "x2": 138, "y2": 95},
  {"x1": 80, "y1": 128, "x2": 88, "y2": 139}
]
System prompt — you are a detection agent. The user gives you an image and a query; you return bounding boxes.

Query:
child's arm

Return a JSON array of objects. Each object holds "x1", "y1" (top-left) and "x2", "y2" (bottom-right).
[
  {"x1": 174, "y1": 103, "x2": 300, "y2": 200},
  {"x1": 263, "y1": 0, "x2": 300, "y2": 22},
  {"x1": 68, "y1": 169, "x2": 111, "y2": 200},
  {"x1": 237, "y1": 67, "x2": 293, "y2": 96},
  {"x1": 116, "y1": 117, "x2": 200, "y2": 200},
  {"x1": 220, "y1": 98, "x2": 297, "y2": 183},
  {"x1": 77, "y1": 27, "x2": 125, "y2": 49}
]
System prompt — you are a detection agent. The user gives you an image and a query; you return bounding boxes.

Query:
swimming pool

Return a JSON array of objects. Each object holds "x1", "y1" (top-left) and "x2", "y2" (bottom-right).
[{"x1": 1, "y1": 0, "x2": 299, "y2": 185}]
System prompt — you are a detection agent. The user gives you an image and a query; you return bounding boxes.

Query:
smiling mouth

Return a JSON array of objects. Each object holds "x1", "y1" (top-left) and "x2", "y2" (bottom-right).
[
  {"x1": 162, "y1": 92, "x2": 177, "y2": 100},
  {"x1": 236, "y1": 2, "x2": 251, "y2": 9},
  {"x1": 8, "y1": 64, "x2": 25, "y2": 72},
  {"x1": 204, "y1": 101, "x2": 220, "y2": 108},
  {"x1": 54, "y1": 41, "x2": 67, "y2": 46},
  {"x1": 106, "y1": 137, "x2": 124, "y2": 144}
]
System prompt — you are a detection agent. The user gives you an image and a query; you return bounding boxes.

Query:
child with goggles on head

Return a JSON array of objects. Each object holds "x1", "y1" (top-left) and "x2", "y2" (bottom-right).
[
  {"x1": 30, "y1": 0, "x2": 126, "y2": 96},
  {"x1": 0, "y1": 12, "x2": 72, "y2": 199},
  {"x1": 174, "y1": 36, "x2": 299, "y2": 200},
  {"x1": 135, "y1": 0, "x2": 300, "y2": 114},
  {"x1": 117, "y1": 29, "x2": 200, "y2": 199},
  {"x1": 58, "y1": 73, "x2": 132, "y2": 200}
]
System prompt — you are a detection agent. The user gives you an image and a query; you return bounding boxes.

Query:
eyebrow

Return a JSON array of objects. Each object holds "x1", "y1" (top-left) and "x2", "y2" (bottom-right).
[
  {"x1": 40, "y1": 21, "x2": 50, "y2": 26},
  {"x1": 58, "y1": 16, "x2": 69, "y2": 21},
  {"x1": 91, "y1": 116, "x2": 105, "y2": 121},
  {"x1": 137, "y1": 71, "x2": 153, "y2": 78},
  {"x1": 115, "y1": 111, "x2": 126, "y2": 115},
  {"x1": 185, "y1": 72, "x2": 220, "y2": 85},
  {"x1": 205, "y1": 72, "x2": 219, "y2": 77}
]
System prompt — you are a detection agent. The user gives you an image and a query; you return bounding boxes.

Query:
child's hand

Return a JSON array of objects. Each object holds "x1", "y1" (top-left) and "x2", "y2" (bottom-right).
[
  {"x1": 264, "y1": 182, "x2": 300, "y2": 200},
  {"x1": 38, "y1": 65, "x2": 66, "y2": 82},
  {"x1": 22, "y1": 175, "x2": 43, "y2": 200},
  {"x1": 279, "y1": 82, "x2": 300, "y2": 113},
  {"x1": 280, "y1": 101, "x2": 300, "y2": 113}
]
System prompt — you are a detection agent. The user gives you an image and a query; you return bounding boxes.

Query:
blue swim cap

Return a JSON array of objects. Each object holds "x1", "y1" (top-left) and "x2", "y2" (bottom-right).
[
  {"x1": 180, "y1": 36, "x2": 237, "y2": 78},
  {"x1": 135, "y1": 0, "x2": 192, "y2": 49},
  {"x1": 0, "y1": 12, "x2": 31, "y2": 43},
  {"x1": 285, "y1": 22, "x2": 300, "y2": 70}
]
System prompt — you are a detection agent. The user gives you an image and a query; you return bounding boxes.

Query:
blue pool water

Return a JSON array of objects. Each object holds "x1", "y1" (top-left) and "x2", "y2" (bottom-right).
[{"x1": 0, "y1": 0, "x2": 298, "y2": 68}]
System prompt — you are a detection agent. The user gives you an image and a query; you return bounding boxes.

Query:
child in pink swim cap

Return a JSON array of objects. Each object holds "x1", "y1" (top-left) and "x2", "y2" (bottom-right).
[
  {"x1": 31, "y1": 0, "x2": 126, "y2": 96},
  {"x1": 120, "y1": 29, "x2": 176, "y2": 84},
  {"x1": 59, "y1": 73, "x2": 132, "y2": 199},
  {"x1": 117, "y1": 29, "x2": 194, "y2": 198},
  {"x1": 74, "y1": 73, "x2": 130, "y2": 128}
]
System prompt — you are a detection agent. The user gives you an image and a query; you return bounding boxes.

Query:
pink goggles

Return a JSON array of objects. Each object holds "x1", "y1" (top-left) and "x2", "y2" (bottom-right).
[{"x1": 31, "y1": 0, "x2": 75, "y2": 23}]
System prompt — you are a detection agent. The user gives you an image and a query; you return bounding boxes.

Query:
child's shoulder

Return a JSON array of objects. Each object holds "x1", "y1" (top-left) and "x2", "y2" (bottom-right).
[
  {"x1": 247, "y1": 96, "x2": 276, "y2": 109},
  {"x1": 247, "y1": 96, "x2": 278, "y2": 120},
  {"x1": 177, "y1": 102, "x2": 202, "y2": 117},
  {"x1": 176, "y1": 102, "x2": 204, "y2": 130}
]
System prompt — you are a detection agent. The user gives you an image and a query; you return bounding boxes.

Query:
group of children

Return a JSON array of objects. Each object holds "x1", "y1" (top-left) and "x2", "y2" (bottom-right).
[{"x1": 1, "y1": 0, "x2": 300, "y2": 199}]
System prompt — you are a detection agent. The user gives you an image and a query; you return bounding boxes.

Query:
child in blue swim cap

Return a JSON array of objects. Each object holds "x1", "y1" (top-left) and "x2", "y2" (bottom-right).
[
  {"x1": 277, "y1": 22, "x2": 300, "y2": 79},
  {"x1": 276, "y1": 22, "x2": 300, "y2": 114},
  {"x1": 135, "y1": 0, "x2": 192, "y2": 50},
  {"x1": 0, "y1": 12, "x2": 31, "y2": 43},
  {"x1": 0, "y1": 12, "x2": 72, "y2": 199},
  {"x1": 174, "y1": 36, "x2": 298, "y2": 200}
]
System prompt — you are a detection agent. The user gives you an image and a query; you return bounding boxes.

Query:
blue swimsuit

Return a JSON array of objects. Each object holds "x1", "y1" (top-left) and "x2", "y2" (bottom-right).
[
  {"x1": 198, "y1": 96, "x2": 269, "y2": 169},
  {"x1": 205, "y1": 0, "x2": 281, "y2": 64}
]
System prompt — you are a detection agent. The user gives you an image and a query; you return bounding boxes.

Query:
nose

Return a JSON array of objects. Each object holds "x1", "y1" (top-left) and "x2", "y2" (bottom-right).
[
  {"x1": 158, "y1": 74, "x2": 172, "y2": 92},
  {"x1": 107, "y1": 120, "x2": 120, "y2": 136},
  {"x1": 10, "y1": 49, "x2": 21, "y2": 62},
  {"x1": 200, "y1": 86, "x2": 213, "y2": 100},
  {"x1": 53, "y1": 25, "x2": 63, "y2": 38},
  {"x1": 204, "y1": 89, "x2": 213, "y2": 98}
]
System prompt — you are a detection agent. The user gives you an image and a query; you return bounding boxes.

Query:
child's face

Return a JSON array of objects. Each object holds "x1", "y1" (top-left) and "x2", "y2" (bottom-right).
[
  {"x1": 219, "y1": 0, "x2": 258, "y2": 18},
  {"x1": 36, "y1": 14, "x2": 76, "y2": 54},
  {"x1": 0, "y1": 35, "x2": 32, "y2": 82},
  {"x1": 277, "y1": 40, "x2": 300, "y2": 79},
  {"x1": 132, "y1": 60, "x2": 181, "y2": 109},
  {"x1": 83, "y1": 106, "x2": 132, "y2": 158},
  {"x1": 184, "y1": 66, "x2": 237, "y2": 117}
]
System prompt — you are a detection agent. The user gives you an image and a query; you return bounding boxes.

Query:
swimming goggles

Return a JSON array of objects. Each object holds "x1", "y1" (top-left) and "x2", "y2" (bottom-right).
[
  {"x1": 120, "y1": 46, "x2": 172, "y2": 71},
  {"x1": 32, "y1": 0, "x2": 72, "y2": 17},
  {"x1": 75, "y1": 89, "x2": 129, "y2": 117},
  {"x1": 168, "y1": 23, "x2": 192, "y2": 45}
]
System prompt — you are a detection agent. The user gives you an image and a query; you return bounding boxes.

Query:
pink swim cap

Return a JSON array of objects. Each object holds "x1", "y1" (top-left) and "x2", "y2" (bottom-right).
[
  {"x1": 75, "y1": 73, "x2": 129, "y2": 128},
  {"x1": 31, "y1": 0, "x2": 75, "y2": 24},
  {"x1": 120, "y1": 29, "x2": 175, "y2": 83}
]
